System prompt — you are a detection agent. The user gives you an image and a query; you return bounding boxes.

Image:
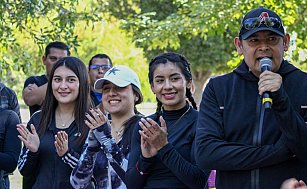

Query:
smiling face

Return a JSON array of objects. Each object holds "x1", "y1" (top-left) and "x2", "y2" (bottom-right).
[
  {"x1": 234, "y1": 30, "x2": 290, "y2": 77},
  {"x1": 101, "y1": 82, "x2": 136, "y2": 116},
  {"x1": 52, "y1": 66, "x2": 80, "y2": 106},
  {"x1": 151, "y1": 62, "x2": 191, "y2": 111}
]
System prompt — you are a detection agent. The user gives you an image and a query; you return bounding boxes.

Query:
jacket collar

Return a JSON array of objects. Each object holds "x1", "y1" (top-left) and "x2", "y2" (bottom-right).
[{"x1": 233, "y1": 59, "x2": 298, "y2": 81}]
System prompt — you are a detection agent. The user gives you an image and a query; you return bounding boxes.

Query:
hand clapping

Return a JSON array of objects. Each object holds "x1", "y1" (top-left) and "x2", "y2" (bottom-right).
[
  {"x1": 17, "y1": 123, "x2": 40, "y2": 153},
  {"x1": 85, "y1": 108, "x2": 108, "y2": 130},
  {"x1": 138, "y1": 116, "x2": 168, "y2": 158},
  {"x1": 54, "y1": 131, "x2": 69, "y2": 157}
]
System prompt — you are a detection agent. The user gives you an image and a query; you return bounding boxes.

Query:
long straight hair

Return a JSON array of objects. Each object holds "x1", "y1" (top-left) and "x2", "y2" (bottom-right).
[{"x1": 38, "y1": 57, "x2": 90, "y2": 144}]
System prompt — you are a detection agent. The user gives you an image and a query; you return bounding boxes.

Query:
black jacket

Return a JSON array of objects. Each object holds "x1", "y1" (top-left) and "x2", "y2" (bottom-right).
[
  {"x1": 0, "y1": 109, "x2": 21, "y2": 189},
  {"x1": 0, "y1": 83, "x2": 21, "y2": 120},
  {"x1": 18, "y1": 111, "x2": 84, "y2": 189},
  {"x1": 196, "y1": 60, "x2": 307, "y2": 189}
]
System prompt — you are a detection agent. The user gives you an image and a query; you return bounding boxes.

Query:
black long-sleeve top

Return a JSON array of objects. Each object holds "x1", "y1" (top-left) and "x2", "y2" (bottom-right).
[
  {"x1": 126, "y1": 104, "x2": 209, "y2": 189},
  {"x1": 18, "y1": 111, "x2": 85, "y2": 189},
  {"x1": 0, "y1": 109, "x2": 21, "y2": 173}
]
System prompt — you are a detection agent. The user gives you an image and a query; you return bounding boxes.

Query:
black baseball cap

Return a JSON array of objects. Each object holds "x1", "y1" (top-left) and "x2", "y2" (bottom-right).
[{"x1": 239, "y1": 6, "x2": 285, "y2": 40}]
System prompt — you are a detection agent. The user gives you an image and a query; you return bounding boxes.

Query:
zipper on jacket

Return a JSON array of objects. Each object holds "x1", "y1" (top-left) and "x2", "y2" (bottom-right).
[{"x1": 251, "y1": 96, "x2": 265, "y2": 189}]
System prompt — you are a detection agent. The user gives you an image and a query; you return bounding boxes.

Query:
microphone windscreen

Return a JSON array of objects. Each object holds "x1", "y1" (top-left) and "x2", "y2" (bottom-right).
[{"x1": 260, "y1": 58, "x2": 272, "y2": 72}]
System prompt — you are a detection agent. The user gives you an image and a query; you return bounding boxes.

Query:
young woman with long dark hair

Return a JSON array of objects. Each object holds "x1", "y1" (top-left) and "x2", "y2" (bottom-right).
[
  {"x1": 126, "y1": 52, "x2": 209, "y2": 189},
  {"x1": 17, "y1": 57, "x2": 90, "y2": 189}
]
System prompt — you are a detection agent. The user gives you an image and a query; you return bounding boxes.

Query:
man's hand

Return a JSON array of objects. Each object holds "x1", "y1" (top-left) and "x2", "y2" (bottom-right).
[
  {"x1": 258, "y1": 71, "x2": 282, "y2": 96},
  {"x1": 23, "y1": 83, "x2": 47, "y2": 106}
]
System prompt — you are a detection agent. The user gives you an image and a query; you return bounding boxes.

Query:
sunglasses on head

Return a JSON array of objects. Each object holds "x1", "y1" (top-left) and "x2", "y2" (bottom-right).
[
  {"x1": 242, "y1": 17, "x2": 282, "y2": 30},
  {"x1": 90, "y1": 65, "x2": 111, "y2": 70}
]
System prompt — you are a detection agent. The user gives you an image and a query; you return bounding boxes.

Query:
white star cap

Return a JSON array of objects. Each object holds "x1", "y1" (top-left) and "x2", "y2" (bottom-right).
[{"x1": 94, "y1": 65, "x2": 141, "y2": 92}]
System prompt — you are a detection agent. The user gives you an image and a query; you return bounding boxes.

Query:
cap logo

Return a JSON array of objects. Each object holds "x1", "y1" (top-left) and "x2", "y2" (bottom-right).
[
  {"x1": 259, "y1": 12, "x2": 269, "y2": 22},
  {"x1": 107, "y1": 67, "x2": 120, "y2": 76}
]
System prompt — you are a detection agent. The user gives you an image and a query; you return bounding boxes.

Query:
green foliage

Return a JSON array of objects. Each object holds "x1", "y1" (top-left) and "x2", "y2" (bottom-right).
[
  {"x1": 0, "y1": 0, "x2": 306, "y2": 104},
  {"x1": 0, "y1": 0, "x2": 154, "y2": 103},
  {"x1": 0, "y1": 0, "x2": 101, "y2": 99},
  {"x1": 105, "y1": 0, "x2": 306, "y2": 67},
  {"x1": 76, "y1": 17, "x2": 155, "y2": 102},
  {"x1": 103, "y1": 0, "x2": 306, "y2": 103}
]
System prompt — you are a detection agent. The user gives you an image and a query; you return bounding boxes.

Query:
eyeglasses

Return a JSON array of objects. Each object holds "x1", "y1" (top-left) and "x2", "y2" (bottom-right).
[
  {"x1": 90, "y1": 65, "x2": 111, "y2": 70},
  {"x1": 242, "y1": 17, "x2": 282, "y2": 30}
]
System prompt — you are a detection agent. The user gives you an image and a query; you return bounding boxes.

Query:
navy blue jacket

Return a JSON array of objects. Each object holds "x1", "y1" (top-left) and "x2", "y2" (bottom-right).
[{"x1": 196, "y1": 60, "x2": 307, "y2": 189}]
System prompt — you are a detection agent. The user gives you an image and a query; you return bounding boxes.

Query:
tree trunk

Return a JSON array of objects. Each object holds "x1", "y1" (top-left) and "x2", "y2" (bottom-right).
[{"x1": 192, "y1": 70, "x2": 211, "y2": 106}]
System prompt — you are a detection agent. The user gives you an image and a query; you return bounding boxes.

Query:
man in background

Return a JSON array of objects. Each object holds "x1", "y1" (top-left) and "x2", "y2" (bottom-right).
[
  {"x1": 23, "y1": 41, "x2": 70, "y2": 116},
  {"x1": 88, "y1": 54, "x2": 112, "y2": 106},
  {"x1": 0, "y1": 82, "x2": 21, "y2": 120}
]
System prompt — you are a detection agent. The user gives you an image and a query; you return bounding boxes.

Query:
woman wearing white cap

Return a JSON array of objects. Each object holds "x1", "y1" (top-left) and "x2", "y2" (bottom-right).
[{"x1": 70, "y1": 65, "x2": 143, "y2": 189}]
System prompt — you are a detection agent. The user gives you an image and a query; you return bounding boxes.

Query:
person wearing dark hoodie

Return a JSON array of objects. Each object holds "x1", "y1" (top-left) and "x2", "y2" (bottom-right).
[{"x1": 195, "y1": 6, "x2": 307, "y2": 189}]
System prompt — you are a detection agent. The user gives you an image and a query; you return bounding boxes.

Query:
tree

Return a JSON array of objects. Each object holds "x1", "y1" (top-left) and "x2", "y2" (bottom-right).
[
  {"x1": 75, "y1": 17, "x2": 155, "y2": 102},
  {"x1": 103, "y1": 0, "x2": 307, "y2": 103},
  {"x1": 0, "y1": 0, "x2": 101, "y2": 97},
  {"x1": 0, "y1": 0, "x2": 155, "y2": 103}
]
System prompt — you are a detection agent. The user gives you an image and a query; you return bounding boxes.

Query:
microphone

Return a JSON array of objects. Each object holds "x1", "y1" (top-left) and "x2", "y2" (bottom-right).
[{"x1": 259, "y1": 57, "x2": 272, "y2": 109}]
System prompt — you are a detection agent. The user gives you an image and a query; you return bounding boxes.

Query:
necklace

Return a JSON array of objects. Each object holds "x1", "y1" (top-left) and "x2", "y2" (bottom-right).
[
  {"x1": 164, "y1": 105, "x2": 191, "y2": 127},
  {"x1": 56, "y1": 111, "x2": 74, "y2": 128},
  {"x1": 113, "y1": 126, "x2": 125, "y2": 141}
]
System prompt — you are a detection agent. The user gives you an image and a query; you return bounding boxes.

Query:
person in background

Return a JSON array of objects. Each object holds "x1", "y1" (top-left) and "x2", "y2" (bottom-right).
[
  {"x1": 88, "y1": 54, "x2": 113, "y2": 107},
  {"x1": 0, "y1": 108, "x2": 21, "y2": 189},
  {"x1": 71, "y1": 65, "x2": 143, "y2": 189},
  {"x1": 281, "y1": 178, "x2": 307, "y2": 189},
  {"x1": 126, "y1": 52, "x2": 209, "y2": 189},
  {"x1": 195, "y1": 6, "x2": 307, "y2": 189},
  {"x1": 17, "y1": 57, "x2": 90, "y2": 189},
  {"x1": 0, "y1": 82, "x2": 21, "y2": 120},
  {"x1": 23, "y1": 41, "x2": 70, "y2": 116}
]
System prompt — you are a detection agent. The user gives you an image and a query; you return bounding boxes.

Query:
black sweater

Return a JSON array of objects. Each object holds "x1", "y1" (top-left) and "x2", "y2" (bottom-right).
[
  {"x1": 126, "y1": 104, "x2": 209, "y2": 189},
  {"x1": 196, "y1": 60, "x2": 307, "y2": 189}
]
